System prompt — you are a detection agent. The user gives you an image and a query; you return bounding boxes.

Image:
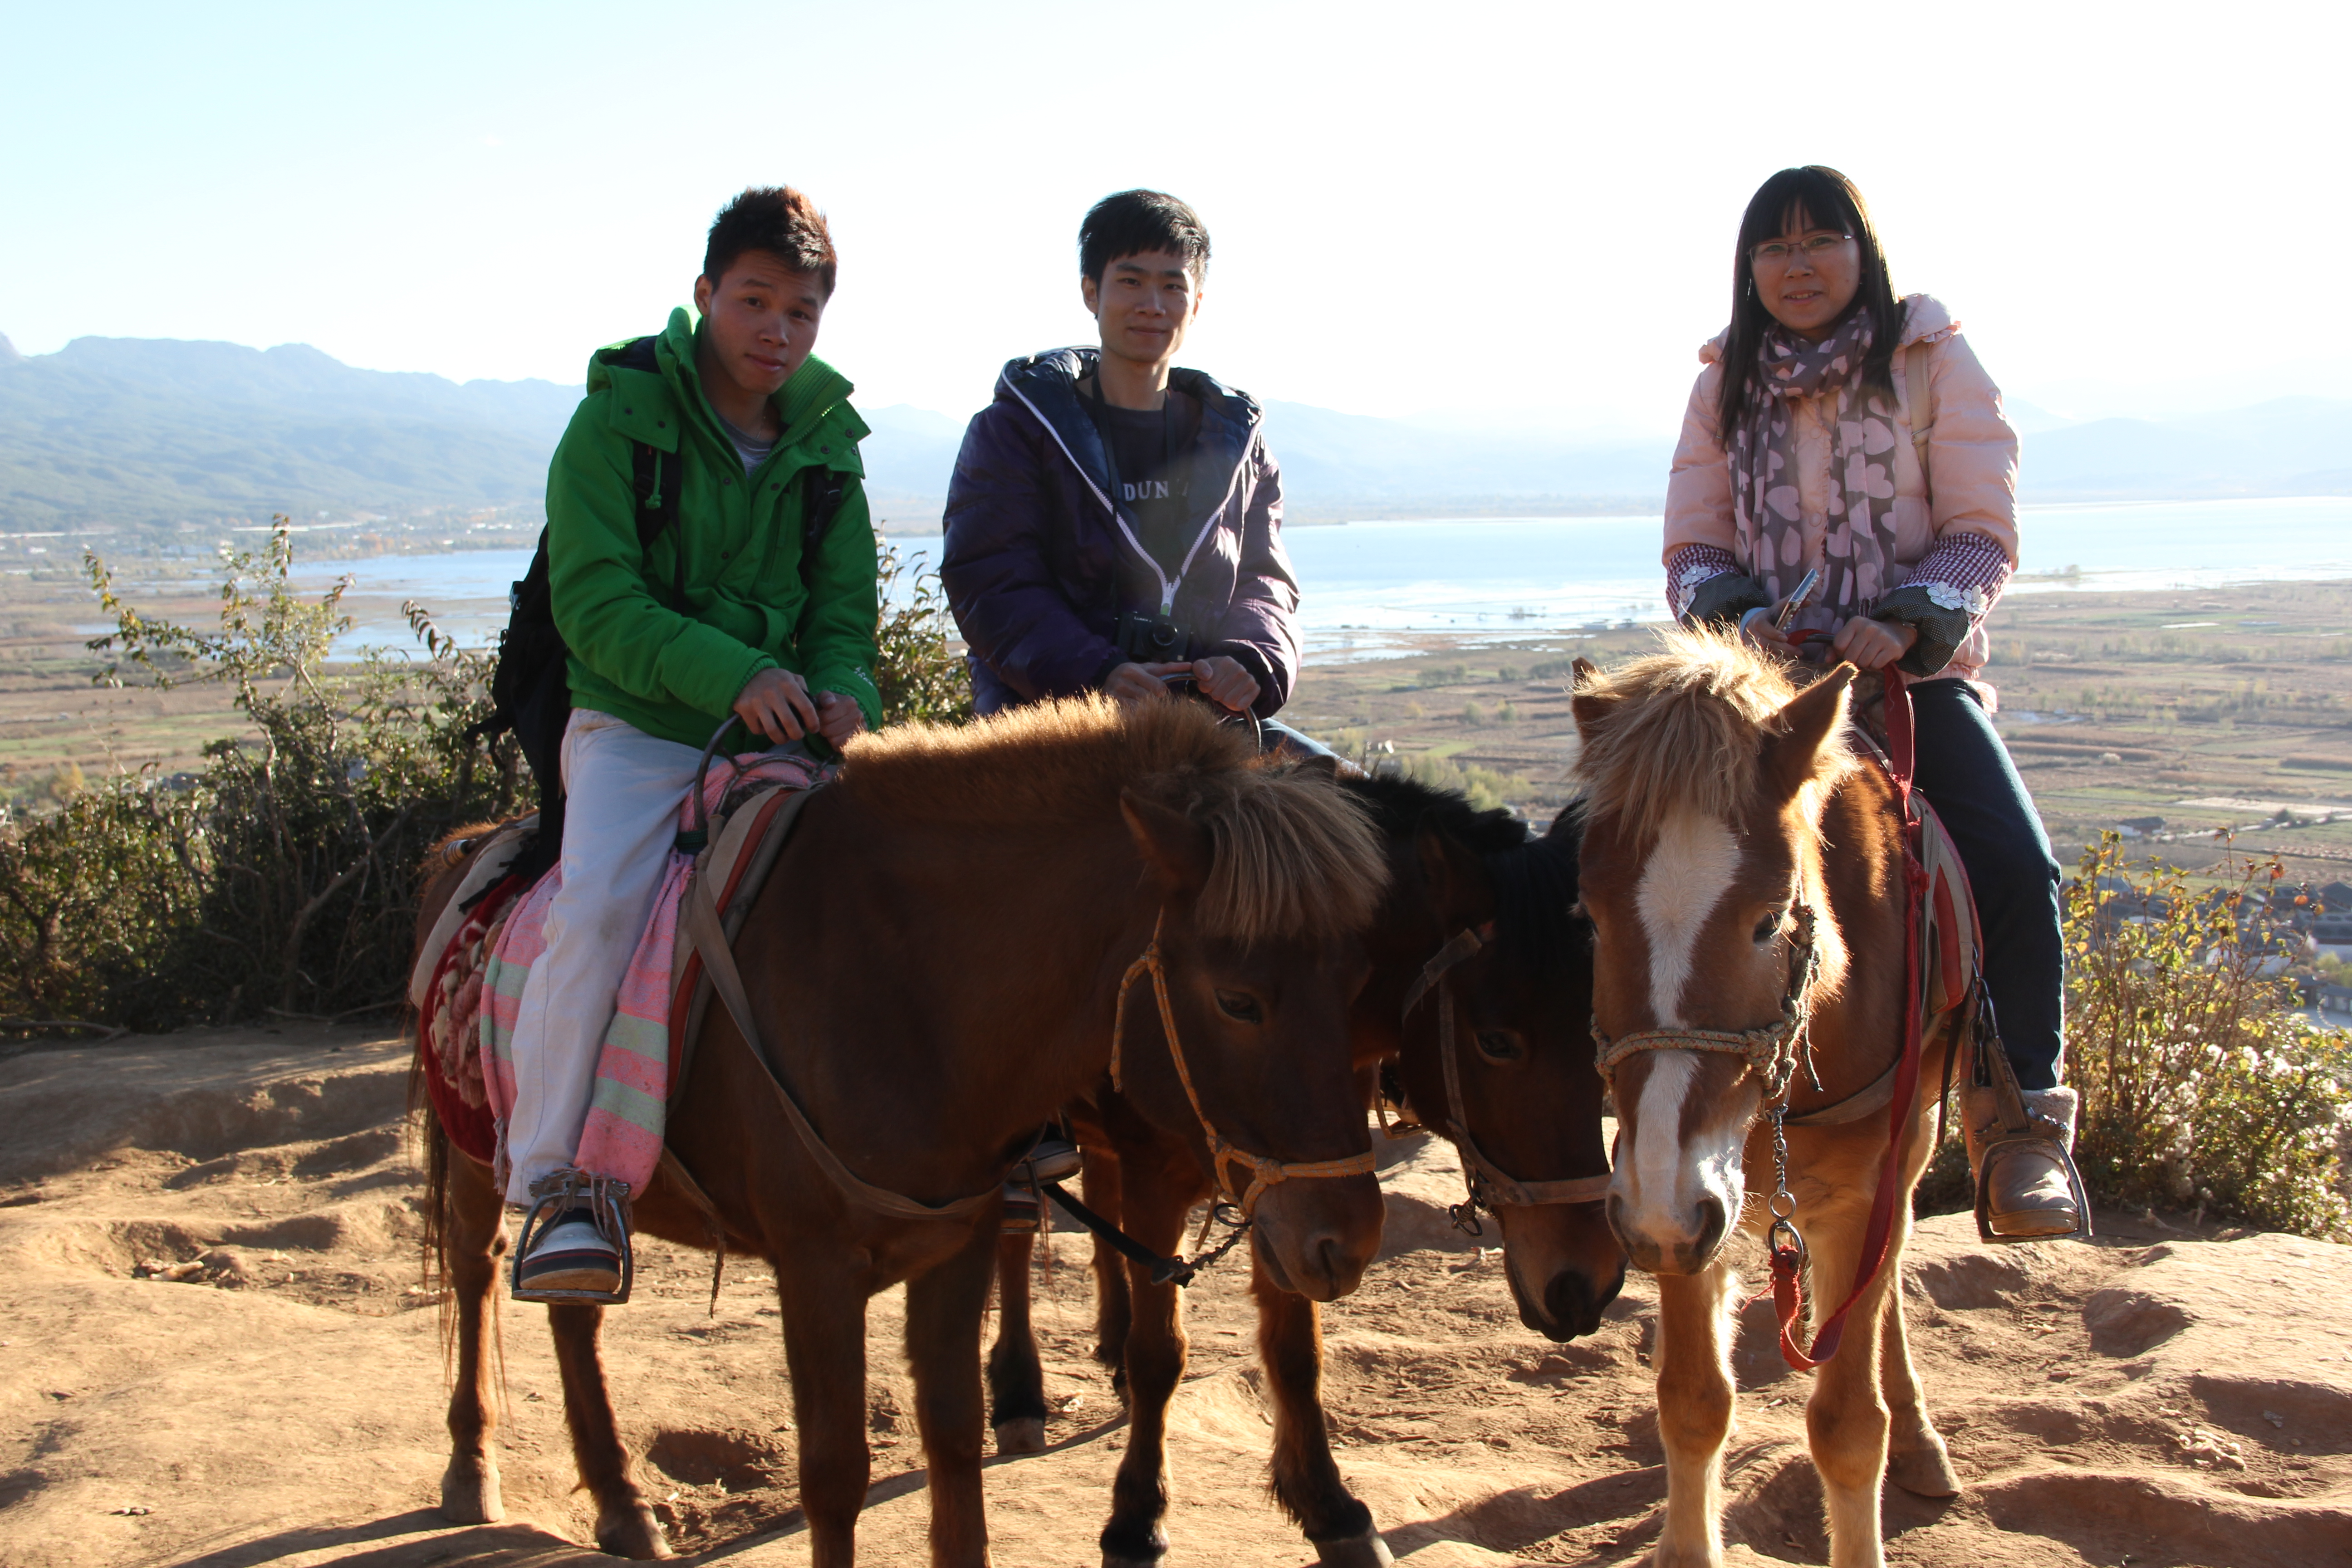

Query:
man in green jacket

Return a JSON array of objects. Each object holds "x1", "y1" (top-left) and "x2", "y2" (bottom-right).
[{"x1": 509, "y1": 186, "x2": 882, "y2": 1299}]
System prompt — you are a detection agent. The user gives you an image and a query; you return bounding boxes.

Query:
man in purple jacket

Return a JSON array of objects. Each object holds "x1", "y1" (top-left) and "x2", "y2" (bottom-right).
[{"x1": 941, "y1": 189, "x2": 1314, "y2": 743}]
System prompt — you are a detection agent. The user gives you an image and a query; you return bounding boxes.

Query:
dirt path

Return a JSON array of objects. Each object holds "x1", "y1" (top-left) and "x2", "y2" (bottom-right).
[{"x1": 1, "y1": 1029, "x2": 2345, "y2": 1567}]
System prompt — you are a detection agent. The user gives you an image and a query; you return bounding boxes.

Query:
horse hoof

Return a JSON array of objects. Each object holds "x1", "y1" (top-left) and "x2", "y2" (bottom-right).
[
  {"x1": 1310, "y1": 1527, "x2": 1395, "y2": 1568},
  {"x1": 596, "y1": 1501, "x2": 673, "y2": 1560},
  {"x1": 437, "y1": 1455, "x2": 505, "y2": 1524},
  {"x1": 1887, "y1": 1438, "x2": 1962, "y2": 1499},
  {"x1": 995, "y1": 1417, "x2": 1048, "y2": 1455}
]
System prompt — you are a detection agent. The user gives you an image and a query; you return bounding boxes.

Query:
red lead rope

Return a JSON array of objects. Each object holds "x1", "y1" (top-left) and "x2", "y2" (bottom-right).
[{"x1": 1764, "y1": 666, "x2": 1929, "y2": 1372}]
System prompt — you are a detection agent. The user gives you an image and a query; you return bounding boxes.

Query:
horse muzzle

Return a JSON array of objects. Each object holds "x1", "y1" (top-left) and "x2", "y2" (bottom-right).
[
  {"x1": 1607, "y1": 1187, "x2": 1731, "y2": 1277},
  {"x1": 1249, "y1": 1174, "x2": 1383, "y2": 1301}
]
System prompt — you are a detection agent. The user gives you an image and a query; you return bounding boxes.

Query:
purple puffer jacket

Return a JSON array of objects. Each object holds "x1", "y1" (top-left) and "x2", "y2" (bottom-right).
[{"x1": 941, "y1": 348, "x2": 1300, "y2": 718}]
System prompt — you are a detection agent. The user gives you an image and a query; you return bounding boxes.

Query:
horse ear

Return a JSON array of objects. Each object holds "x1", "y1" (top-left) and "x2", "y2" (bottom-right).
[
  {"x1": 1415, "y1": 819, "x2": 1494, "y2": 931},
  {"x1": 1762, "y1": 664, "x2": 1857, "y2": 801},
  {"x1": 1289, "y1": 752, "x2": 1342, "y2": 782},
  {"x1": 1121, "y1": 787, "x2": 1213, "y2": 896},
  {"x1": 1569, "y1": 659, "x2": 1618, "y2": 741}
]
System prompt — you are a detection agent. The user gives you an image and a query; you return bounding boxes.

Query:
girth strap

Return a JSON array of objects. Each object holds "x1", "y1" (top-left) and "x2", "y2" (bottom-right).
[
  {"x1": 1404, "y1": 925, "x2": 1613, "y2": 1211},
  {"x1": 1111, "y1": 913, "x2": 1376, "y2": 1217}
]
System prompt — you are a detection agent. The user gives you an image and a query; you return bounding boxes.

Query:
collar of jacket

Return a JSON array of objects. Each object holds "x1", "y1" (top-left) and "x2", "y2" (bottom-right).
[
  {"x1": 995, "y1": 347, "x2": 1261, "y2": 528},
  {"x1": 586, "y1": 307, "x2": 862, "y2": 460}
]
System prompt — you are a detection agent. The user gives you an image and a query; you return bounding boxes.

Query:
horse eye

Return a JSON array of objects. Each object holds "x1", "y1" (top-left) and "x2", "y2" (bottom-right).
[
  {"x1": 1215, "y1": 990, "x2": 1264, "y2": 1024},
  {"x1": 1754, "y1": 911, "x2": 1786, "y2": 945},
  {"x1": 1475, "y1": 1030, "x2": 1524, "y2": 1063}
]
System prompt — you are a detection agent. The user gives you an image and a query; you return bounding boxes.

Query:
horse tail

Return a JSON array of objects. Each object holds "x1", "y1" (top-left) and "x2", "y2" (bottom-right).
[{"x1": 408, "y1": 1038, "x2": 456, "y2": 1358}]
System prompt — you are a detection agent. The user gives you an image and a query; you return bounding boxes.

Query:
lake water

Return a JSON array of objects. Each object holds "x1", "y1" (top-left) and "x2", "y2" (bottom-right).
[{"x1": 295, "y1": 495, "x2": 2352, "y2": 660}]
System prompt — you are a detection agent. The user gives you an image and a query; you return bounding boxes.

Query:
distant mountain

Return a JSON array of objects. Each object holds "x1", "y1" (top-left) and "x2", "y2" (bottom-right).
[
  {"x1": 5, "y1": 333, "x2": 2345, "y2": 534},
  {"x1": 859, "y1": 396, "x2": 1675, "y2": 526},
  {"x1": 2022, "y1": 397, "x2": 2352, "y2": 500},
  {"x1": 0, "y1": 333, "x2": 580, "y2": 530}
]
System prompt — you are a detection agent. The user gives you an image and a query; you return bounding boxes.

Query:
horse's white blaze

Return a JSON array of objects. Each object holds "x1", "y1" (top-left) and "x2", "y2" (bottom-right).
[
  {"x1": 1629, "y1": 1050, "x2": 1699, "y2": 1213},
  {"x1": 1635, "y1": 809, "x2": 1740, "y2": 1027}
]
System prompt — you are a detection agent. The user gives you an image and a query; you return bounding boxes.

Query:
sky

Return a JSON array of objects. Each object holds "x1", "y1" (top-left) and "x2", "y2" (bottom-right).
[{"x1": 3, "y1": 1, "x2": 2345, "y2": 434}]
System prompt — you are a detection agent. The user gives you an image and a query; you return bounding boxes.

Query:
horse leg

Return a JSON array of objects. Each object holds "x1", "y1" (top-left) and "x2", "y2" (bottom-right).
[
  {"x1": 1652, "y1": 1262, "x2": 1738, "y2": 1568},
  {"x1": 1879, "y1": 1207, "x2": 1958, "y2": 1498},
  {"x1": 1083, "y1": 1143, "x2": 1133, "y2": 1403},
  {"x1": 906, "y1": 1219, "x2": 1002, "y2": 1568},
  {"x1": 438, "y1": 1146, "x2": 508, "y2": 1524},
  {"x1": 987, "y1": 1230, "x2": 1050, "y2": 1455},
  {"x1": 1098, "y1": 1177, "x2": 1194, "y2": 1568},
  {"x1": 1253, "y1": 1259, "x2": 1389, "y2": 1568},
  {"x1": 1799, "y1": 1209, "x2": 1896, "y2": 1568},
  {"x1": 547, "y1": 1303, "x2": 670, "y2": 1558},
  {"x1": 779, "y1": 1263, "x2": 873, "y2": 1568}
]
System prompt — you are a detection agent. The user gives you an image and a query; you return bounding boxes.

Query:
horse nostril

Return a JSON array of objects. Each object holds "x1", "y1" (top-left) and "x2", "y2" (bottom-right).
[
  {"x1": 1692, "y1": 1194, "x2": 1726, "y2": 1259},
  {"x1": 1542, "y1": 1272, "x2": 1598, "y2": 1339}
]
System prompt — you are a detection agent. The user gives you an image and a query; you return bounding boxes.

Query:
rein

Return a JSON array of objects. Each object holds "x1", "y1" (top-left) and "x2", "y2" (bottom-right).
[
  {"x1": 1111, "y1": 912, "x2": 1377, "y2": 1218},
  {"x1": 1402, "y1": 923, "x2": 1614, "y2": 1235}
]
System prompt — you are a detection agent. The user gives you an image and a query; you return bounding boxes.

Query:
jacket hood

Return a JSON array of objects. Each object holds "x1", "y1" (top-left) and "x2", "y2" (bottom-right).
[
  {"x1": 1697, "y1": 293, "x2": 1959, "y2": 365},
  {"x1": 584, "y1": 307, "x2": 862, "y2": 451},
  {"x1": 994, "y1": 348, "x2": 1262, "y2": 524}
]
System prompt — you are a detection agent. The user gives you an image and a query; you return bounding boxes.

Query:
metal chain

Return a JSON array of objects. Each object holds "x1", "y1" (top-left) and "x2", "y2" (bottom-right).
[
  {"x1": 1183, "y1": 1201, "x2": 1255, "y2": 1278},
  {"x1": 1765, "y1": 1103, "x2": 1805, "y2": 1263}
]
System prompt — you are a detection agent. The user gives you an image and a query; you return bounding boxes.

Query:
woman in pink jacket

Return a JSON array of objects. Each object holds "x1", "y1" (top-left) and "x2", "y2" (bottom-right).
[{"x1": 1663, "y1": 165, "x2": 2080, "y2": 1240}]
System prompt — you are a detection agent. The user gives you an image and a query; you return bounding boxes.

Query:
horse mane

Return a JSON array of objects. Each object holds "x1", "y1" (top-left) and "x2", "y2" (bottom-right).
[
  {"x1": 1488, "y1": 804, "x2": 1585, "y2": 983},
  {"x1": 1570, "y1": 626, "x2": 1852, "y2": 843},
  {"x1": 1343, "y1": 770, "x2": 1530, "y2": 855},
  {"x1": 840, "y1": 696, "x2": 1387, "y2": 945}
]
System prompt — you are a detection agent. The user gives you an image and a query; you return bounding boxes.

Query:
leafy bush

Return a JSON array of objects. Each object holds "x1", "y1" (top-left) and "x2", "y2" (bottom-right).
[
  {"x1": 2062, "y1": 835, "x2": 2352, "y2": 1240},
  {"x1": 0, "y1": 524, "x2": 970, "y2": 1032}
]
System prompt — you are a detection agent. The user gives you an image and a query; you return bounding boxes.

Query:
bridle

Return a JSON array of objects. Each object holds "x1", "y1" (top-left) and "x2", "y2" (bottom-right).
[
  {"x1": 1398, "y1": 923, "x2": 1614, "y2": 1234},
  {"x1": 1589, "y1": 903, "x2": 1823, "y2": 1105},
  {"x1": 1111, "y1": 912, "x2": 1377, "y2": 1217}
]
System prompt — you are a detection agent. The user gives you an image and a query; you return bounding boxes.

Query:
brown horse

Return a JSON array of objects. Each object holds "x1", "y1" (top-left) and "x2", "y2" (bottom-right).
[
  {"x1": 985, "y1": 776, "x2": 1624, "y2": 1568},
  {"x1": 413, "y1": 697, "x2": 1391, "y2": 1566},
  {"x1": 1567, "y1": 632, "x2": 1959, "y2": 1568}
]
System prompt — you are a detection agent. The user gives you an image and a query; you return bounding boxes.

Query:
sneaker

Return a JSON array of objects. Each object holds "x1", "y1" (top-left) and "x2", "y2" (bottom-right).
[
  {"x1": 1000, "y1": 1130, "x2": 1081, "y2": 1234},
  {"x1": 515, "y1": 1207, "x2": 622, "y2": 1296}
]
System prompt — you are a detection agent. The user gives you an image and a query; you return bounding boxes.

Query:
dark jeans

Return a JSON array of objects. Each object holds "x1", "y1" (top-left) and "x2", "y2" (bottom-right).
[{"x1": 1907, "y1": 679, "x2": 2064, "y2": 1090}]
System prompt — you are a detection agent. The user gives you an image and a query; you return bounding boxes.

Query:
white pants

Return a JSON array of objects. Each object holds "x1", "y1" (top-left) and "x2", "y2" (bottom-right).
[{"x1": 503, "y1": 710, "x2": 702, "y2": 1205}]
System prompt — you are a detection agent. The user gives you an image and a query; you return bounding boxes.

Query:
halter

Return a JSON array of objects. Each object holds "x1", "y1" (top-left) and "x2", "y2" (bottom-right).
[
  {"x1": 1401, "y1": 924, "x2": 1615, "y2": 1231},
  {"x1": 1110, "y1": 913, "x2": 1377, "y2": 1217},
  {"x1": 1589, "y1": 903, "x2": 1822, "y2": 1106}
]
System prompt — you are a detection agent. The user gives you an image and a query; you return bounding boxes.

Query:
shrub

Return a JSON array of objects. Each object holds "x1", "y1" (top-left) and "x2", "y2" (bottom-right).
[
  {"x1": 2062, "y1": 835, "x2": 2352, "y2": 1240},
  {"x1": 0, "y1": 524, "x2": 970, "y2": 1032}
]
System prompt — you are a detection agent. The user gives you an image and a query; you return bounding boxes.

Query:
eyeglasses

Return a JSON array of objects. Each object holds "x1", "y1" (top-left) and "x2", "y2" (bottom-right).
[{"x1": 1751, "y1": 233, "x2": 1854, "y2": 266}]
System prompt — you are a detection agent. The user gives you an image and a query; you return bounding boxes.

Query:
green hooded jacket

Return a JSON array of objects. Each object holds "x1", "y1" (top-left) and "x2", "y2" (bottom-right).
[{"x1": 545, "y1": 307, "x2": 881, "y2": 748}]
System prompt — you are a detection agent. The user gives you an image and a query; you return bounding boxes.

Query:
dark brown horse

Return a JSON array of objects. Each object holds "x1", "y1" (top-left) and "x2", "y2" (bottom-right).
[
  {"x1": 1568, "y1": 633, "x2": 1960, "y2": 1568},
  {"x1": 414, "y1": 697, "x2": 1391, "y2": 1566},
  {"x1": 985, "y1": 776, "x2": 1624, "y2": 1567}
]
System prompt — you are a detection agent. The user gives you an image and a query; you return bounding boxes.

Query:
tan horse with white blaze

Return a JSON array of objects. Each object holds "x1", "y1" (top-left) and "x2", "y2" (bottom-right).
[{"x1": 1568, "y1": 631, "x2": 1960, "y2": 1568}]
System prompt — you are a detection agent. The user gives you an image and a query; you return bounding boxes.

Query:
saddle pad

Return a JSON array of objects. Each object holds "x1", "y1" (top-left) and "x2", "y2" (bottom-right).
[
  {"x1": 1914, "y1": 797, "x2": 1980, "y2": 1024},
  {"x1": 407, "y1": 814, "x2": 538, "y2": 1009},
  {"x1": 412, "y1": 754, "x2": 826, "y2": 1177}
]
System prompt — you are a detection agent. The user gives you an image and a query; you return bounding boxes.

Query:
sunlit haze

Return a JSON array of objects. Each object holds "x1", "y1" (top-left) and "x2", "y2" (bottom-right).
[{"x1": 4, "y1": 0, "x2": 2342, "y2": 430}]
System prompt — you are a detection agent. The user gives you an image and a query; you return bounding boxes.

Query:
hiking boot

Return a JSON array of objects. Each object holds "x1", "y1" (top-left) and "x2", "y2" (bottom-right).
[
  {"x1": 515, "y1": 1207, "x2": 625, "y2": 1297},
  {"x1": 1965, "y1": 1084, "x2": 2084, "y2": 1240}
]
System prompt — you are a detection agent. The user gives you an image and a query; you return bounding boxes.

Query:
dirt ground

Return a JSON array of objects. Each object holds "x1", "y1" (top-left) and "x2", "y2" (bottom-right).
[{"x1": 2, "y1": 1027, "x2": 2346, "y2": 1568}]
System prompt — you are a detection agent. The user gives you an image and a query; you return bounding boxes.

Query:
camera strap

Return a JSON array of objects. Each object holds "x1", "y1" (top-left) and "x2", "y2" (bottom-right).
[{"x1": 1082, "y1": 370, "x2": 1210, "y2": 617}]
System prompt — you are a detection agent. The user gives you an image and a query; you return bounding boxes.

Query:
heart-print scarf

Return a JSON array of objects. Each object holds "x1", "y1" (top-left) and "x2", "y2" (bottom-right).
[{"x1": 1727, "y1": 309, "x2": 1904, "y2": 626}]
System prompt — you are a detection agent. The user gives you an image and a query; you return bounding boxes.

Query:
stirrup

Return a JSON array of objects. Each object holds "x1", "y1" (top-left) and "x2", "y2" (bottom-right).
[
  {"x1": 1973, "y1": 1133, "x2": 2092, "y2": 1245},
  {"x1": 512, "y1": 1169, "x2": 636, "y2": 1304}
]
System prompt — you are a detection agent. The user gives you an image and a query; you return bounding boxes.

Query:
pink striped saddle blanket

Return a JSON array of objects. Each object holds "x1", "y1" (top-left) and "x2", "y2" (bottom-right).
[{"x1": 411, "y1": 754, "x2": 825, "y2": 1183}]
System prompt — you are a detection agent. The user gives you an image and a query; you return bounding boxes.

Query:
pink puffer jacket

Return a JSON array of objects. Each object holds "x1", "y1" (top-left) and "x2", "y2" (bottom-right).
[{"x1": 1663, "y1": 295, "x2": 2020, "y2": 679}]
